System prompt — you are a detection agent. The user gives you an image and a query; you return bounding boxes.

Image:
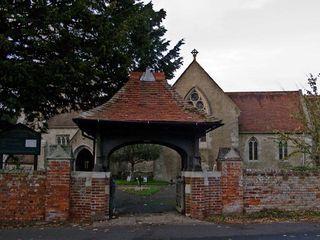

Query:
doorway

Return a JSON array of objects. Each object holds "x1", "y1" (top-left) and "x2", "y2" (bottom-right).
[
  {"x1": 109, "y1": 144, "x2": 183, "y2": 216},
  {"x1": 75, "y1": 148, "x2": 94, "y2": 171}
]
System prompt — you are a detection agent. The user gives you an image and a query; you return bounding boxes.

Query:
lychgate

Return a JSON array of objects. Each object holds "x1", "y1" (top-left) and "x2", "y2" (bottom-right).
[{"x1": 73, "y1": 69, "x2": 226, "y2": 219}]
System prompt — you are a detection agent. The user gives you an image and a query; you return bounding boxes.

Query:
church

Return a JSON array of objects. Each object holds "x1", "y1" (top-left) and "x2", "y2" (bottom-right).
[
  {"x1": 155, "y1": 50, "x2": 306, "y2": 179},
  {"x1": 4, "y1": 50, "x2": 306, "y2": 178}
]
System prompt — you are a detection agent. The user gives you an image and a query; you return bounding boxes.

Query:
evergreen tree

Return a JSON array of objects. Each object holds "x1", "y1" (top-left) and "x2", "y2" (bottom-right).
[{"x1": 0, "y1": 0, "x2": 184, "y2": 125}]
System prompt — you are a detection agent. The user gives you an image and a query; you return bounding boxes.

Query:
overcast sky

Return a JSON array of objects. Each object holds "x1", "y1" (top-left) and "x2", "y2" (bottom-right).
[{"x1": 148, "y1": 0, "x2": 320, "y2": 92}]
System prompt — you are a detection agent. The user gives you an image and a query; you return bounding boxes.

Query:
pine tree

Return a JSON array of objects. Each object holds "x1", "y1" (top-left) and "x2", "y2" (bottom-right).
[{"x1": 0, "y1": 0, "x2": 184, "y2": 125}]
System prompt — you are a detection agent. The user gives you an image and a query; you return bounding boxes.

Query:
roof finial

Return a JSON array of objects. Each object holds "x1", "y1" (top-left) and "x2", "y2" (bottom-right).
[
  {"x1": 140, "y1": 66, "x2": 155, "y2": 81},
  {"x1": 191, "y1": 49, "x2": 199, "y2": 60}
]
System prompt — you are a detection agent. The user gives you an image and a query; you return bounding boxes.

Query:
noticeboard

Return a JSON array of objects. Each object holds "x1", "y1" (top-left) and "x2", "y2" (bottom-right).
[{"x1": 0, "y1": 123, "x2": 41, "y2": 155}]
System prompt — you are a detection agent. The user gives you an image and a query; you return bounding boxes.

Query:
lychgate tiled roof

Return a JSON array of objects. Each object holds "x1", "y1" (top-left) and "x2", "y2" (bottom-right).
[
  {"x1": 227, "y1": 91, "x2": 304, "y2": 133},
  {"x1": 78, "y1": 72, "x2": 216, "y2": 123}
]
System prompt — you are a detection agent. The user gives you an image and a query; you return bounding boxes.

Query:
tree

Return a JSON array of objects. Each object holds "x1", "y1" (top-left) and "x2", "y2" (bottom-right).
[
  {"x1": 110, "y1": 144, "x2": 161, "y2": 177},
  {"x1": 278, "y1": 73, "x2": 320, "y2": 167},
  {"x1": 0, "y1": 0, "x2": 184, "y2": 126}
]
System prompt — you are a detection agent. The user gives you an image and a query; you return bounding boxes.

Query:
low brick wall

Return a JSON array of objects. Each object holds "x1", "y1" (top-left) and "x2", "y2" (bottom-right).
[
  {"x1": 244, "y1": 170, "x2": 320, "y2": 213},
  {"x1": 0, "y1": 171, "x2": 46, "y2": 222},
  {"x1": 70, "y1": 172, "x2": 110, "y2": 222},
  {"x1": 2, "y1": 157, "x2": 320, "y2": 223}
]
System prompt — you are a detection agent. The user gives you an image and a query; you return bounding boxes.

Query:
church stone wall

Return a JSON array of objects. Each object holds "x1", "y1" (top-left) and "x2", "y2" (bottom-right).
[
  {"x1": 153, "y1": 147, "x2": 181, "y2": 181},
  {"x1": 174, "y1": 62, "x2": 239, "y2": 169},
  {"x1": 239, "y1": 133, "x2": 304, "y2": 169},
  {"x1": 42, "y1": 128, "x2": 78, "y2": 146}
]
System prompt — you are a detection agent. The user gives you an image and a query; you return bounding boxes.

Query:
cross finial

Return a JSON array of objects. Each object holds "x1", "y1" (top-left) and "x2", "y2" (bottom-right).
[{"x1": 191, "y1": 49, "x2": 198, "y2": 60}]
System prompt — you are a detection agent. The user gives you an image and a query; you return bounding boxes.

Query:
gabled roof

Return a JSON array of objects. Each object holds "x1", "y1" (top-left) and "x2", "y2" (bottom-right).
[
  {"x1": 227, "y1": 91, "x2": 304, "y2": 133},
  {"x1": 76, "y1": 72, "x2": 218, "y2": 123},
  {"x1": 47, "y1": 112, "x2": 79, "y2": 129},
  {"x1": 173, "y1": 60, "x2": 240, "y2": 113}
]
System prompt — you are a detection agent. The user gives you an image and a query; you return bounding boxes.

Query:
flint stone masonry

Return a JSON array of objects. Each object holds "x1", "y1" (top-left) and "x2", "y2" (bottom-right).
[{"x1": 243, "y1": 170, "x2": 320, "y2": 213}]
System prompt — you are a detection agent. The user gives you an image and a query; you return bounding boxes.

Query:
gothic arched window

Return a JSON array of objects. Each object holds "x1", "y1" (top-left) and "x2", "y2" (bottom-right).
[
  {"x1": 186, "y1": 88, "x2": 208, "y2": 113},
  {"x1": 185, "y1": 88, "x2": 209, "y2": 142},
  {"x1": 279, "y1": 141, "x2": 288, "y2": 160},
  {"x1": 248, "y1": 137, "x2": 258, "y2": 160}
]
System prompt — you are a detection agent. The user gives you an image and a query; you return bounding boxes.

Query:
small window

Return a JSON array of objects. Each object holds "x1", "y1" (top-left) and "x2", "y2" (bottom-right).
[
  {"x1": 186, "y1": 89, "x2": 208, "y2": 112},
  {"x1": 279, "y1": 141, "x2": 288, "y2": 160},
  {"x1": 186, "y1": 89, "x2": 209, "y2": 143},
  {"x1": 248, "y1": 137, "x2": 258, "y2": 160},
  {"x1": 56, "y1": 135, "x2": 70, "y2": 146}
]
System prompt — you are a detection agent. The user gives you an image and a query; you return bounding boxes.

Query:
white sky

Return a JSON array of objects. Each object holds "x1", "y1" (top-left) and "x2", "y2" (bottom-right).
[{"x1": 148, "y1": 0, "x2": 320, "y2": 91}]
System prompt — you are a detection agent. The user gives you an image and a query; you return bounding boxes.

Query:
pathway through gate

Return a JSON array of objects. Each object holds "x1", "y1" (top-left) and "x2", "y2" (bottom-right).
[{"x1": 115, "y1": 184, "x2": 176, "y2": 215}]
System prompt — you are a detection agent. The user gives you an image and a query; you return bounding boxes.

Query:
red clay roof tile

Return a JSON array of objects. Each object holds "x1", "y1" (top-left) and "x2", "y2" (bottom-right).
[
  {"x1": 227, "y1": 91, "x2": 304, "y2": 133},
  {"x1": 78, "y1": 72, "x2": 215, "y2": 123}
]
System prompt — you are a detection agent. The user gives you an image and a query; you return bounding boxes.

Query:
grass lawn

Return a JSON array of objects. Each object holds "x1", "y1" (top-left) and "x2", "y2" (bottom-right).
[
  {"x1": 119, "y1": 185, "x2": 162, "y2": 196},
  {"x1": 115, "y1": 179, "x2": 169, "y2": 186},
  {"x1": 115, "y1": 179, "x2": 169, "y2": 196}
]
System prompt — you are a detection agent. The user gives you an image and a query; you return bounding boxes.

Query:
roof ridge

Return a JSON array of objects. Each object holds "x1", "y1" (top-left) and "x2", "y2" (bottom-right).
[{"x1": 226, "y1": 90, "x2": 300, "y2": 94}]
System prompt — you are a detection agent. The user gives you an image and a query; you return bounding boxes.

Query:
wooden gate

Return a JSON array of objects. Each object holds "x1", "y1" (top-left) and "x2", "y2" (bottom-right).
[{"x1": 176, "y1": 176, "x2": 185, "y2": 213}]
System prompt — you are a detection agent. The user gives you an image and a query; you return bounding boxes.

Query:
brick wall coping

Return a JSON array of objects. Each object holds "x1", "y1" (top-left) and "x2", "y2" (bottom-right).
[
  {"x1": 181, "y1": 171, "x2": 221, "y2": 178},
  {"x1": 0, "y1": 170, "x2": 46, "y2": 176},
  {"x1": 244, "y1": 169, "x2": 320, "y2": 176},
  {"x1": 71, "y1": 171, "x2": 111, "y2": 178}
]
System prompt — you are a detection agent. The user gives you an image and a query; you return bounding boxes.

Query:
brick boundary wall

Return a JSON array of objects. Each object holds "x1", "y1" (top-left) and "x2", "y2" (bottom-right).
[
  {"x1": 0, "y1": 171, "x2": 46, "y2": 222},
  {"x1": 1, "y1": 155, "x2": 320, "y2": 223},
  {"x1": 244, "y1": 169, "x2": 320, "y2": 213},
  {"x1": 70, "y1": 172, "x2": 110, "y2": 222}
]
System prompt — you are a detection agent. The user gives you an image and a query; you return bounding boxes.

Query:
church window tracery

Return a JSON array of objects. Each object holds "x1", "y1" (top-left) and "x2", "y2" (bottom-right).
[
  {"x1": 186, "y1": 89, "x2": 207, "y2": 112},
  {"x1": 248, "y1": 137, "x2": 258, "y2": 160},
  {"x1": 185, "y1": 88, "x2": 209, "y2": 143}
]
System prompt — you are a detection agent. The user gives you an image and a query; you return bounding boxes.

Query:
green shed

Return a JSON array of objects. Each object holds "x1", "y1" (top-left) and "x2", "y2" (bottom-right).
[{"x1": 0, "y1": 123, "x2": 41, "y2": 170}]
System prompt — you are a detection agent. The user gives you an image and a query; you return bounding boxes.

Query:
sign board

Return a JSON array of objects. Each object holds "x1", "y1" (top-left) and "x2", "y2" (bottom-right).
[{"x1": 0, "y1": 124, "x2": 41, "y2": 155}]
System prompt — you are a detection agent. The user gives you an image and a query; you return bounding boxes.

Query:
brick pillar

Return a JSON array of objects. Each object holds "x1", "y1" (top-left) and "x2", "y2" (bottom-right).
[
  {"x1": 217, "y1": 148, "x2": 243, "y2": 214},
  {"x1": 183, "y1": 172, "x2": 206, "y2": 219},
  {"x1": 45, "y1": 159, "x2": 71, "y2": 222},
  {"x1": 91, "y1": 172, "x2": 110, "y2": 221},
  {"x1": 70, "y1": 172, "x2": 110, "y2": 222},
  {"x1": 182, "y1": 171, "x2": 222, "y2": 220}
]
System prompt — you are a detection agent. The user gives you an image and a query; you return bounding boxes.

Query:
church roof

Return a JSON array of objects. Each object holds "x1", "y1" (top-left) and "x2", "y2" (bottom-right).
[
  {"x1": 227, "y1": 91, "x2": 304, "y2": 133},
  {"x1": 47, "y1": 112, "x2": 78, "y2": 129},
  {"x1": 76, "y1": 72, "x2": 217, "y2": 123}
]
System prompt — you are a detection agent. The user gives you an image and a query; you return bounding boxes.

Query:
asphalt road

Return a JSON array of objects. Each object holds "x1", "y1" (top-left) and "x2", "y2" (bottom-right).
[{"x1": 1, "y1": 222, "x2": 320, "y2": 240}]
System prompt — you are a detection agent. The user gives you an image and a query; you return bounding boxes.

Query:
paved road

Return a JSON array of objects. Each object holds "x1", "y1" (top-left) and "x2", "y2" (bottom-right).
[{"x1": 1, "y1": 214, "x2": 320, "y2": 240}]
